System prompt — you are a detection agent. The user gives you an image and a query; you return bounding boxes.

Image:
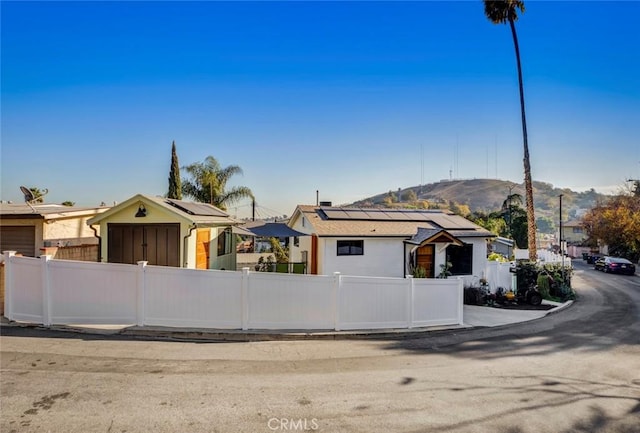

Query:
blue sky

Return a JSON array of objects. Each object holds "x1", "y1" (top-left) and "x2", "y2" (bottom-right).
[{"x1": 2, "y1": 1, "x2": 639, "y2": 219}]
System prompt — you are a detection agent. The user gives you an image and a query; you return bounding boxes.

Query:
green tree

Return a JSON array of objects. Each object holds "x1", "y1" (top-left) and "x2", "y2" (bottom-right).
[
  {"x1": 536, "y1": 216, "x2": 555, "y2": 234},
  {"x1": 269, "y1": 237, "x2": 289, "y2": 263},
  {"x1": 181, "y1": 155, "x2": 253, "y2": 210},
  {"x1": 167, "y1": 141, "x2": 182, "y2": 200},
  {"x1": 402, "y1": 189, "x2": 418, "y2": 203},
  {"x1": 484, "y1": 0, "x2": 537, "y2": 260},
  {"x1": 61, "y1": 201, "x2": 75, "y2": 207},
  {"x1": 469, "y1": 211, "x2": 508, "y2": 236}
]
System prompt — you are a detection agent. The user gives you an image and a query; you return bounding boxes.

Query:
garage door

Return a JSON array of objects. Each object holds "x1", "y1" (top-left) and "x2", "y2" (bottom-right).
[
  {"x1": 0, "y1": 226, "x2": 36, "y2": 257},
  {"x1": 107, "y1": 224, "x2": 180, "y2": 267}
]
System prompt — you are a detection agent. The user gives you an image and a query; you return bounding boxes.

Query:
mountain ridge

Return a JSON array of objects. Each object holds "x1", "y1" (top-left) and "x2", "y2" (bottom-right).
[{"x1": 348, "y1": 178, "x2": 606, "y2": 220}]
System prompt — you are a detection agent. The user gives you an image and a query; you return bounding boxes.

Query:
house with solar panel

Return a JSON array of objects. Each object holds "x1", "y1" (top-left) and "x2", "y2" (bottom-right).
[
  {"x1": 287, "y1": 204, "x2": 495, "y2": 280},
  {"x1": 86, "y1": 194, "x2": 239, "y2": 270}
]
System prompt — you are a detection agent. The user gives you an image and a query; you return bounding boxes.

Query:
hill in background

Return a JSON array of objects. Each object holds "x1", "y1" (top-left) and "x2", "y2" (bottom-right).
[{"x1": 348, "y1": 178, "x2": 607, "y2": 223}]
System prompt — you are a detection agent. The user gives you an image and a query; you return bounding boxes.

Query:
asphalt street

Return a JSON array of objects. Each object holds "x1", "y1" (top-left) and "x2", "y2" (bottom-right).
[{"x1": 1, "y1": 260, "x2": 639, "y2": 433}]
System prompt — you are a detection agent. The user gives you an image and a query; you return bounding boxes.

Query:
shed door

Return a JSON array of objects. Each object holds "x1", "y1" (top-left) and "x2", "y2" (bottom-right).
[
  {"x1": 108, "y1": 224, "x2": 180, "y2": 267},
  {"x1": 416, "y1": 244, "x2": 435, "y2": 278},
  {"x1": 195, "y1": 229, "x2": 210, "y2": 269},
  {"x1": 0, "y1": 226, "x2": 36, "y2": 257}
]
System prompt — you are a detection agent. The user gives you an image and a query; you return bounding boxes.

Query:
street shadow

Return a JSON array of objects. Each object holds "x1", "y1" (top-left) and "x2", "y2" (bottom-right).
[{"x1": 399, "y1": 374, "x2": 640, "y2": 433}]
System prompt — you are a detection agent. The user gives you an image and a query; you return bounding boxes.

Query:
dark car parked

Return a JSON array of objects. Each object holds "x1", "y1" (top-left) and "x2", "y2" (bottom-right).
[
  {"x1": 586, "y1": 254, "x2": 602, "y2": 264},
  {"x1": 594, "y1": 257, "x2": 636, "y2": 275}
]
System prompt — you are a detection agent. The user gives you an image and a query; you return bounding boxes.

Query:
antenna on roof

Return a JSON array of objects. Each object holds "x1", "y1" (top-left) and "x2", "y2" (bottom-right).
[{"x1": 20, "y1": 186, "x2": 48, "y2": 213}]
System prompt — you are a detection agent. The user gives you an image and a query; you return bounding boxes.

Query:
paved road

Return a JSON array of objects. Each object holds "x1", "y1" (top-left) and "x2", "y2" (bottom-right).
[{"x1": 2, "y1": 260, "x2": 639, "y2": 433}]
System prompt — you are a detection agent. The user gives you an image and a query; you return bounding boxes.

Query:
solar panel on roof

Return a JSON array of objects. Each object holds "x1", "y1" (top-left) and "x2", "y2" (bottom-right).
[
  {"x1": 166, "y1": 199, "x2": 228, "y2": 217},
  {"x1": 344, "y1": 210, "x2": 372, "y2": 219},
  {"x1": 320, "y1": 209, "x2": 343, "y2": 219},
  {"x1": 429, "y1": 214, "x2": 476, "y2": 229},
  {"x1": 380, "y1": 210, "x2": 409, "y2": 220},
  {"x1": 319, "y1": 207, "x2": 481, "y2": 228}
]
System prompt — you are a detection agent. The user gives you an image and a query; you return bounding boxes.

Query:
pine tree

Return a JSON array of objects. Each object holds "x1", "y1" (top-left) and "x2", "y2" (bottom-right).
[{"x1": 168, "y1": 141, "x2": 182, "y2": 200}]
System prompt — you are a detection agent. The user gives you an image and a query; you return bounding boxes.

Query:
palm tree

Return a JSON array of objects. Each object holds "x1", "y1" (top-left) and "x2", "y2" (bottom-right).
[
  {"x1": 28, "y1": 187, "x2": 48, "y2": 203},
  {"x1": 483, "y1": 0, "x2": 537, "y2": 261},
  {"x1": 181, "y1": 155, "x2": 253, "y2": 211}
]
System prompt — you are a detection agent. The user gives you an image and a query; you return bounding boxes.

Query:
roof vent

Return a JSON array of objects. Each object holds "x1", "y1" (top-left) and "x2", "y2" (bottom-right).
[{"x1": 319, "y1": 201, "x2": 332, "y2": 207}]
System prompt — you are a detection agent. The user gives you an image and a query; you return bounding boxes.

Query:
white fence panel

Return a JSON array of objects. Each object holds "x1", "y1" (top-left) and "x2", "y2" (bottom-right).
[
  {"x1": 144, "y1": 267, "x2": 243, "y2": 328},
  {"x1": 412, "y1": 278, "x2": 463, "y2": 327},
  {"x1": 8, "y1": 256, "x2": 43, "y2": 323},
  {"x1": 247, "y1": 273, "x2": 333, "y2": 329},
  {"x1": 485, "y1": 261, "x2": 515, "y2": 293},
  {"x1": 339, "y1": 276, "x2": 409, "y2": 330},
  {"x1": 48, "y1": 260, "x2": 137, "y2": 324}
]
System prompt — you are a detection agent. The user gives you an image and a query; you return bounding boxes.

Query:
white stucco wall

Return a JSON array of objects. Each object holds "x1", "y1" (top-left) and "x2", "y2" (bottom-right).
[{"x1": 319, "y1": 237, "x2": 405, "y2": 278}]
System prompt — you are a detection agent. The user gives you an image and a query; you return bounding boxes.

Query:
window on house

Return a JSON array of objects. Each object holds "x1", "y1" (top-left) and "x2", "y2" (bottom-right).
[
  {"x1": 572, "y1": 227, "x2": 583, "y2": 234},
  {"x1": 217, "y1": 228, "x2": 233, "y2": 256},
  {"x1": 446, "y1": 243, "x2": 473, "y2": 275},
  {"x1": 337, "y1": 240, "x2": 364, "y2": 256}
]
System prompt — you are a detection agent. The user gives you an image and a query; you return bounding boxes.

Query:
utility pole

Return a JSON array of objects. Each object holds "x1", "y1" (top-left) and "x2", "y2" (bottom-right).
[{"x1": 559, "y1": 194, "x2": 564, "y2": 283}]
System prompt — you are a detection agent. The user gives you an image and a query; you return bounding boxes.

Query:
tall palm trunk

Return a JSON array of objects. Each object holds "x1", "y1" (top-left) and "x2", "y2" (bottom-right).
[{"x1": 509, "y1": 17, "x2": 537, "y2": 261}]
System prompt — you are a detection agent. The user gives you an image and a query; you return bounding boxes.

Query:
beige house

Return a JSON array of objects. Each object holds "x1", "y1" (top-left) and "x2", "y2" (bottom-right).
[
  {"x1": 86, "y1": 194, "x2": 239, "y2": 269},
  {"x1": 0, "y1": 203, "x2": 108, "y2": 260},
  {"x1": 562, "y1": 219, "x2": 587, "y2": 245}
]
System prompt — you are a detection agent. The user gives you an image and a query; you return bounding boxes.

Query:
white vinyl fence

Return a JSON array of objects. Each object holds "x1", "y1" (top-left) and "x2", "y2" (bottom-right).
[
  {"x1": 3, "y1": 252, "x2": 463, "y2": 331},
  {"x1": 484, "y1": 261, "x2": 515, "y2": 293}
]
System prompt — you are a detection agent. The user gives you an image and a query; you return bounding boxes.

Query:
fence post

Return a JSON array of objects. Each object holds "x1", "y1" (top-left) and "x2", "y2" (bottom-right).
[
  {"x1": 41, "y1": 255, "x2": 52, "y2": 326},
  {"x1": 136, "y1": 261, "x2": 147, "y2": 326},
  {"x1": 333, "y1": 272, "x2": 341, "y2": 331},
  {"x1": 406, "y1": 275, "x2": 414, "y2": 328},
  {"x1": 457, "y1": 277, "x2": 464, "y2": 326},
  {"x1": 3, "y1": 251, "x2": 16, "y2": 321},
  {"x1": 241, "y1": 267, "x2": 250, "y2": 330}
]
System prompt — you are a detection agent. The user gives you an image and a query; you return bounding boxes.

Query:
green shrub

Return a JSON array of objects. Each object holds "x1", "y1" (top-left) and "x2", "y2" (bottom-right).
[{"x1": 412, "y1": 265, "x2": 428, "y2": 278}]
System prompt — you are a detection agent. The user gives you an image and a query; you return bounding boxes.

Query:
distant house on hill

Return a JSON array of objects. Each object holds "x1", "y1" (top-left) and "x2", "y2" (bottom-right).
[{"x1": 287, "y1": 205, "x2": 495, "y2": 281}]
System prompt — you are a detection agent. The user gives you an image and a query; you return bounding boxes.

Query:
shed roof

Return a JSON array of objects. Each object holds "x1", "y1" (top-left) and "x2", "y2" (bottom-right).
[{"x1": 86, "y1": 194, "x2": 238, "y2": 226}]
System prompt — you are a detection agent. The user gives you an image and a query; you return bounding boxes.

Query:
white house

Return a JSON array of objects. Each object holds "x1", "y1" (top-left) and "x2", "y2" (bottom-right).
[{"x1": 288, "y1": 205, "x2": 495, "y2": 282}]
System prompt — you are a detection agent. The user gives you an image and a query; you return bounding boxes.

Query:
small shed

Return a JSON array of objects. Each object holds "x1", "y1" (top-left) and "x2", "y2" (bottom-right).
[{"x1": 87, "y1": 194, "x2": 239, "y2": 269}]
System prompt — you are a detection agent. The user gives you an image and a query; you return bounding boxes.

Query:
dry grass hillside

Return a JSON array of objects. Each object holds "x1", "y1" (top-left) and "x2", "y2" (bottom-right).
[{"x1": 349, "y1": 178, "x2": 607, "y2": 220}]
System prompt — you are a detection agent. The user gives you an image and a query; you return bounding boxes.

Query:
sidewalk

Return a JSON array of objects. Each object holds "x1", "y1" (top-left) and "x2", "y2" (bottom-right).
[{"x1": 0, "y1": 300, "x2": 573, "y2": 341}]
